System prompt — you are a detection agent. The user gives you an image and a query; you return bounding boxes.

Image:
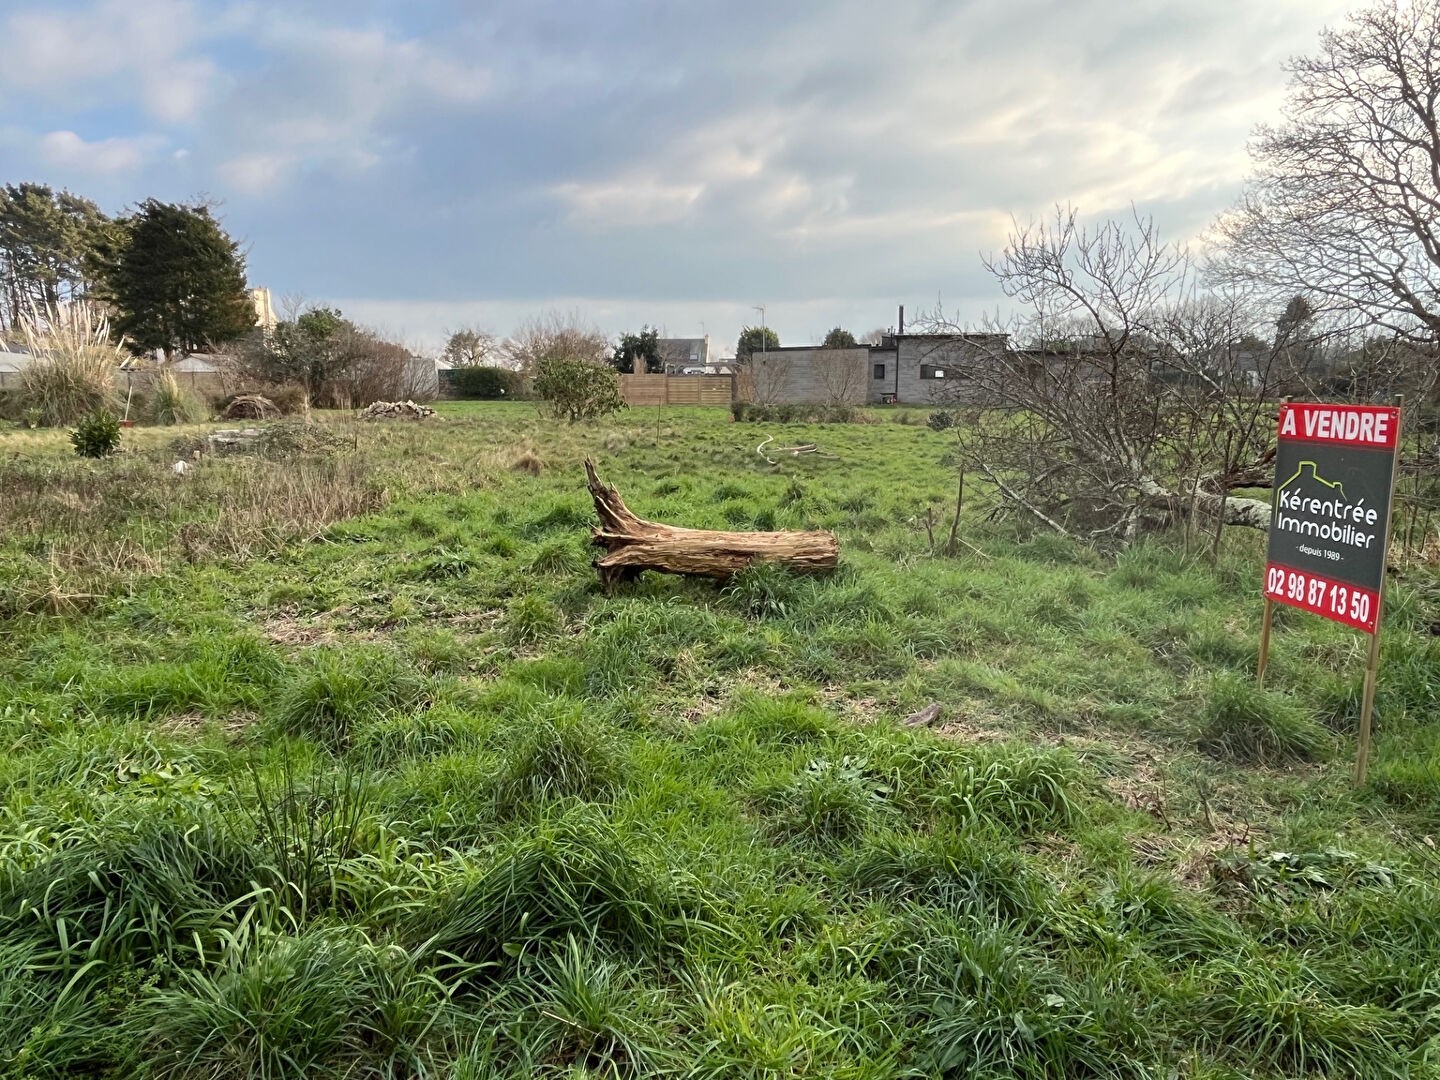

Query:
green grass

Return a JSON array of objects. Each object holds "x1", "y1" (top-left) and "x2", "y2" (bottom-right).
[{"x1": 1, "y1": 400, "x2": 1438, "y2": 1078}]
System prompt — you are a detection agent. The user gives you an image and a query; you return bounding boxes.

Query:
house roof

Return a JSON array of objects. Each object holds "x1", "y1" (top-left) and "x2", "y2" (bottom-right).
[
  {"x1": 172, "y1": 354, "x2": 222, "y2": 373},
  {"x1": 0, "y1": 341, "x2": 34, "y2": 372}
]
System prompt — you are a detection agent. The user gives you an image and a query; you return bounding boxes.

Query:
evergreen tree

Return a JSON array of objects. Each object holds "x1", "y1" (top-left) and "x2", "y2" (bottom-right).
[
  {"x1": 0, "y1": 183, "x2": 113, "y2": 330},
  {"x1": 735, "y1": 325, "x2": 779, "y2": 363},
  {"x1": 611, "y1": 325, "x2": 663, "y2": 373},
  {"x1": 103, "y1": 200, "x2": 254, "y2": 359},
  {"x1": 821, "y1": 326, "x2": 856, "y2": 348}
]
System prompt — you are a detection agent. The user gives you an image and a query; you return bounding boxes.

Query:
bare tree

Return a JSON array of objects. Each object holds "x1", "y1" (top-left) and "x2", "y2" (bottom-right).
[
  {"x1": 1212, "y1": 0, "x2": 1440, "y2": 392},
  {"x1": 930, "y1": 209, "x2": 1283, "y2": 548},
  {"x1": 442, "y1": 325, "x2": 498, "y2": 368},
  {"x1": 737, "y1": 353, "x2": 790, "y2": 405},
  {"x1": 813, "y1": 347, "x2": 867, "y2": 405},
  {"x1": 504, "y1": 309, "x2": 609, "y2": 377},
  {"x1": 861, "y1": 327, "x2": 890, "y2": 346}
]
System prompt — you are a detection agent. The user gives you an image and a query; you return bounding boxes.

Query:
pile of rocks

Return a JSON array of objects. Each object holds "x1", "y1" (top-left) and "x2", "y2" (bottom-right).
[
  {"x1": 358, "y1": 400, "x2": 436, "y2": 421},
  {"x1": 207, "y1": 428, "x2": 263, "y2": 454}
]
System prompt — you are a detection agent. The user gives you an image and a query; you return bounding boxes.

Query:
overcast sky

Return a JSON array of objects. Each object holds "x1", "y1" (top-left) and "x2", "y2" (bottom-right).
[{"x1": 0, "y1": 0, "x2": 1356, "y2": 354}]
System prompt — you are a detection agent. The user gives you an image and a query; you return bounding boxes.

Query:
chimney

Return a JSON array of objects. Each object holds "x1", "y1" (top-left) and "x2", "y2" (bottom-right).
[{"x1": 898, "y1": 305, "x2": 905, "y2": 335}]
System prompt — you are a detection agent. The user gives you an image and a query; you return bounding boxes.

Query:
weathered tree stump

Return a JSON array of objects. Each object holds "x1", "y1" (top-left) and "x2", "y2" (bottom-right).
[{"x1": 585, "y1": 460, "x2": 839, "y2": 589}]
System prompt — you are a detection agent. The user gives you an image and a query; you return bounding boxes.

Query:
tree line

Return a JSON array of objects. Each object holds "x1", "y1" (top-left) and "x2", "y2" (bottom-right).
[
  {"x1": 0, "y1": 189, "x2": 254, "y2": 360},
  {"x1": 0, "y1": 186, "x2": 432, "y2": 406}
]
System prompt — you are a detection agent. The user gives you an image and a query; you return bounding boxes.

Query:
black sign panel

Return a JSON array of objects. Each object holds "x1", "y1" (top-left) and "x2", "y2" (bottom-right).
[{"x1": 1264, "y1": 403, "x2": 1400, "y2": 633}]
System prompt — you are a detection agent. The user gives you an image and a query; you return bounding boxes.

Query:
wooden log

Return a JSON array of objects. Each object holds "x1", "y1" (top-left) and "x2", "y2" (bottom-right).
[{"x1": 585, "y1": 460, "x2": 839, "y2": 588}]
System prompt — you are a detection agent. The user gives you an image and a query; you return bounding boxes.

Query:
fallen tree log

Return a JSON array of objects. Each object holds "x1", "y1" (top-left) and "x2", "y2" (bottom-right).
[{"x1": 585, "y1": 460, "x2": 839, "y2": 588}]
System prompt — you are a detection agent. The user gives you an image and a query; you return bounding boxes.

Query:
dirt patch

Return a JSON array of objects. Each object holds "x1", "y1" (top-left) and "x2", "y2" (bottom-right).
[
  {"x1": 158, "y1": 711, "x2": 260, "y2": 739},
  {"x1": 263, "y1": 614, "x2": 337, "y2": 647}
]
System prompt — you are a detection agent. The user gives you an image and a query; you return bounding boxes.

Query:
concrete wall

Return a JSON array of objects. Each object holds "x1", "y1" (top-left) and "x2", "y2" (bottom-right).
[
  {"x1": 733, "y1": 336, "x2": 1010, "y2": 406},
  {"x1": 889, "y1": 336, "x2": 1004, "y2": 405},
  {"x1": 738, "y1": 347, "x2": 871, "y2": 405}
]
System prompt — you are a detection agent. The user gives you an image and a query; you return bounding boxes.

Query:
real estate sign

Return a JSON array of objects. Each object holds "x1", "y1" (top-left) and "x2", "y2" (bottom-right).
[{"x1": 1264, "y1": 402, "x2": 1401, "y2": 633}]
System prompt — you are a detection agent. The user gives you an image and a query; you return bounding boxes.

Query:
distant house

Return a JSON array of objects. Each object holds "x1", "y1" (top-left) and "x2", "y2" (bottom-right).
[
  {"x1": 737, "y1": 330, "x2": 1010, "y2": 406},
  {"x1": 658, "y1": 336, "x2": 711, "y2": 373}
]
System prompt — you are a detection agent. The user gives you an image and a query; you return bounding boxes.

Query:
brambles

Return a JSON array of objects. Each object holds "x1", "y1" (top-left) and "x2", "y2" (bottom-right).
[
  {"x1": 927, "y1": 409, "x2": 957, "y2": 431},
  {"x1": 69, "y1": 408, "x2": 121, "y2": 457}
]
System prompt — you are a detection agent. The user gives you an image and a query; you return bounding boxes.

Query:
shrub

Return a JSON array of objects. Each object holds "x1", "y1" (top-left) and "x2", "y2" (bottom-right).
[
  {"x1": 70, "y1": 409, "x2": 122, "y2": 458},
  {"x1": 732, "y1": 402, "x2": 865, "y2": 423},
  {"x1": 533, "y1": 356, "x2": 625, "y2": 423},
  {"x1": 146, "y1": 368, "x2": 205, "y2": 425},
  {"x1": 1197, "y1": 674, "x2": 1331, "y2": 764},
  {"x1": 927, "y1": 409, "x2": 957, "y2": 431},
  {"x1": 442, "y1": 365, "x2": 523, "y2": 399},
  {"x1": 17, "y1": 303, "x2": 122, "y2": 425}
]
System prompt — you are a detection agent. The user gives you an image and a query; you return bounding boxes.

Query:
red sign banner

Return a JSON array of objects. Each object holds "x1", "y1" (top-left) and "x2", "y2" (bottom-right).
[
  {"x1": 1263, "y1": 563, "x2": 1380, "y2": 633},
  {"x1": 1276, "y1": 403, "x2": 1400, "y2": 449}
]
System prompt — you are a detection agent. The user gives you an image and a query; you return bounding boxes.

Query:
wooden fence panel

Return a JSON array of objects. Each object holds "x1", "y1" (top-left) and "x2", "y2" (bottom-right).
[
  {"x1": 619, "y1": 374, "x2": 734, "y2": 407},
  {"x1": 620, "y1": 374, "x2": 667, "y2": 406}
]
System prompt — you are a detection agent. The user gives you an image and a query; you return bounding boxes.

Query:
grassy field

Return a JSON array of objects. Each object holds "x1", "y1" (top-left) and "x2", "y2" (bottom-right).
[{"x1": 2, "y1": 401, "x2": 1439, "y2": 1079}]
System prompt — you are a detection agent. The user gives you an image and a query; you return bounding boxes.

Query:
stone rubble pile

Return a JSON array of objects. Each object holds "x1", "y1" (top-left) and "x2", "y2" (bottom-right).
[{"x1": 358, "y1": 400, "x2": 436, "y2": 420}]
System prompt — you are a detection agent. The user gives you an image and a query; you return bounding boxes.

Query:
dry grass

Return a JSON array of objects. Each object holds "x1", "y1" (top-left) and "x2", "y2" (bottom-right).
[{"x1": 0, "y1": 450, "x2": 385, "y2": 614}]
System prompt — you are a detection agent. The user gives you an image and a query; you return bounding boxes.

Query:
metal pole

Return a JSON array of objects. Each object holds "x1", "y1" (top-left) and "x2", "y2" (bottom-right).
[{"x1": 1355, "y1": 393, "x2": 1403, "y2": 786}]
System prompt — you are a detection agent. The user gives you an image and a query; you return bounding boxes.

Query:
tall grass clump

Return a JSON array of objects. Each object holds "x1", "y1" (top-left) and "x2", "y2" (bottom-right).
[
  {"x1": 915, "y1": 927, "x2": 1157, "y2": 1079},
  {"x1": 491, "y1": 707, "x2": 622, "y2": 814},
  {"x1": 1197, "y1": 674, "x2": 1332, "y2": 764},
  {"x1": 275, "y1": 649, "x2": 432, "y2": 750},
  {"x1": 145, "y1": 368, "x2": 205, "y2": 425},
  {"x1": 407, "y1": 812, "x2": 677, "y2": 964},
  {"x1": 17, "y1": 303, "x2": 122, "y2": 426},
  {"x1": 757, "y1": 755, "x2": 893, "y2": 845},
  {"x1": 1183, "y1": 958, "x2": 1406, "y2": 1078},
  {"x1": 126, "y1": 925, "x2": 478, "y2": 1079},
  {"x1": 933, "y1": 745, "x2": 1088, "y2": 832}
]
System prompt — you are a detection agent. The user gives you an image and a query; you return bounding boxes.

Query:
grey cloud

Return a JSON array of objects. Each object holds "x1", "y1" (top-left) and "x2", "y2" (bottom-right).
[{"x1": 0, "y1": 0, "x2": 1356, "y2": 351}]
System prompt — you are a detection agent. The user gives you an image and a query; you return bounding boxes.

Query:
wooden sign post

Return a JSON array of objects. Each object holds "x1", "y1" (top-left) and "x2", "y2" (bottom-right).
[{"x1": 1256, "y1": 397, "x2": 1403, "y2": 784}]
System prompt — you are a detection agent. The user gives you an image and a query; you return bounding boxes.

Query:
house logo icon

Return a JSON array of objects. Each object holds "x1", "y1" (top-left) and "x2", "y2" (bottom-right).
[{"x1": 1278, "y1": 460, "x2": 1346, "y2": 501}]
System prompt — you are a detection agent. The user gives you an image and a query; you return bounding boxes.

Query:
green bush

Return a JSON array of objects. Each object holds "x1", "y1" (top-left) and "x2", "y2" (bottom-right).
[
  {"x1": 533, "y1": 357, "x2": 625, "y2": 423},
  {"x1": 1197, "y1": 674, "x2": 1331, "y2": 764},
  {"x1": 70, "y1": 409, "x2": 122, "y2": 457},
  {"x1": 441, "y1": 366, "x2": 524, "y2": 399}
]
